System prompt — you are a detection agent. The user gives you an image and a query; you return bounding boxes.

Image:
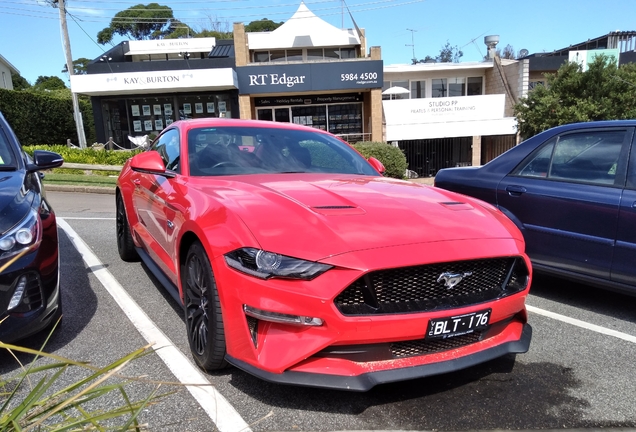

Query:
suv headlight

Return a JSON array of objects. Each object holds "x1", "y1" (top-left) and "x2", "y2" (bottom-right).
[
  {"x1": 225, "y1": 248, "x2": 332, "y2": 280},
  {"x1": 0, "y1": 209, "x2": 41, "y2": 266}
]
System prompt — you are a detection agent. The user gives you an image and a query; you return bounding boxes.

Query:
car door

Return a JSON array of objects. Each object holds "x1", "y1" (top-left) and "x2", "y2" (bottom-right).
[
  {"x1": 131, "y1": 128, "x2": 181, "y2": 278},
  {"x1": 496, "y1": 127, "x2": 632, "y2": 280},
  {"x1": 611, "y1": 132, "x2": 636, "y2": 287}
]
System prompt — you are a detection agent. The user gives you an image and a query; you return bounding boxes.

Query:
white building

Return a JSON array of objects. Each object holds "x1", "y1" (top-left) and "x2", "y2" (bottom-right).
[
  {"x1": 382, "y1": 44, "x2": 528, "y2": 177},
  {"x1": 0, "y1": 54, "x2": 19, "y2": 90}
]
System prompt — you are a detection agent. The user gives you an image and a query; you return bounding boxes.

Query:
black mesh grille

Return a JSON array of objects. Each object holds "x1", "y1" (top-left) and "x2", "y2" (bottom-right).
[
  {"x1": 335, "y1": 257, "x2": 525, "y2": 315},
  {"x1": 391, "y1": 331, "x2": 483, "y2": 358}
]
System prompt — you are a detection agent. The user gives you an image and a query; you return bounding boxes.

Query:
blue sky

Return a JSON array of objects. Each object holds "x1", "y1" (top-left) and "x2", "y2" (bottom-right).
[{"x1": 2, "y1": 0, "x2": 635, "y2": 85}]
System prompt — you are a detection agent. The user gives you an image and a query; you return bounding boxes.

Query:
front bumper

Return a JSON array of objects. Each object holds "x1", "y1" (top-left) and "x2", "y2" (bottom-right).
[
  {"x1": 227, "y1": 323, "x2": 531, "y2": 391},
  {"x1": 0, "y1": 236, "x2": 61, "y2": 343}
]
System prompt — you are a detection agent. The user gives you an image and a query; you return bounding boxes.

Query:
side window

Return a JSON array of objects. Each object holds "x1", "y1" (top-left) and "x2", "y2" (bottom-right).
[
  {"x1": 516, "y1": 131, "x2": 626, "y2": 186},
  {"x1": 151, "y1": 128, "x2": 180, "y2": 173},
  {"x1": 549, "y1": 131, "x2": 625, "y2": 185},
  {"x1": 516, "y1": 138, "x2": 555, "y2": 178}
]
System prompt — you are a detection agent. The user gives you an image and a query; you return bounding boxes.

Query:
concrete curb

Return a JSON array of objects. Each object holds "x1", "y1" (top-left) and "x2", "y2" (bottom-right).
[{"x1": 44, "y1": 184, "x2": 116, "y2": 195}]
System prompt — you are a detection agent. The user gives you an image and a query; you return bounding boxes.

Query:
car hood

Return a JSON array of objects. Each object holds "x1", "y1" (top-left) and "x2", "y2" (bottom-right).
[
  {"x1": 196, "y1": 174, "x2": 520, "y2": 261},
  {"x1": 0, "y1": 171, "x2": 33, "y2": 235}
]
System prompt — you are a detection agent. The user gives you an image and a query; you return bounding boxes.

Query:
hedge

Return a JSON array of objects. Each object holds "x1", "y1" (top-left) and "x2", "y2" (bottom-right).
[
  {"x1": 24, "y1": 145, "x2": 139, "y2": 165},
  {"x1": 351, "y1": 141, "x2": 408, "y2": 179},
  {"x1": 0, "y1": 88, "x2": 95, "y2": 146}
]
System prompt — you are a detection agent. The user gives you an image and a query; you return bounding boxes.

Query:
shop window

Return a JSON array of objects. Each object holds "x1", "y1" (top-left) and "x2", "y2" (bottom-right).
[
  {"x1": 292, "y1": 106, "x2": 327, "y2": 130},
  {"x1": 254, "y1": 51, "x2": 270, "y2": 62},
  {"x1": 287, "y1": 49, "x2": 303, "y2": 61},
  {"x1": 467, "y1": 77, "x2": 483, "y2": 95},
  {"x1": 391, "y1": 81, "x2": 409, "y2": 100},
  {"x1": 270, "y1": 50, "x2": 286, "y2": 62},
  {"x1": 340, "y1": 48, "x2": 356, "y2": 59},
  {"x1": 410, "y1": 80, "x2": 425, "y2": 98},
  {"x1": 328, "y1": 103, "x2": 363, "y2": 139},
  {"x1": 325, "y1": 48, "x2": 340, "y2": 59},
  {"x1": 448, "y1": 78, "x2": 465, "y2": 97},
  {"x1": 307, "y1": 49, "x2": 324, "y2": 61},
  {"x1": 432, "y1": 78, "x2": 447, "y2": 98}
]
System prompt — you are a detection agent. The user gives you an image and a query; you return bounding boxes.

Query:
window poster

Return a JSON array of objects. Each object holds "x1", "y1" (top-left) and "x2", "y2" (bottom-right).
[
  {"x1": 131, "y1": 105, "x2": 140, "y2": 117},
  {"x1": 195, "y1": 103, "x2": 203, "y2": 114},
  {"x1": 133, "y1": 120, "x2": 142, "y2": 132},
  {"x1": 153, "y1": 105, "x2": 162, "y2": 115},
  {"x1": 144, "y1": 120, "x2": 153, "y2": 131},
  {"x1": 154, "y1": 119, "x2": 163, "y2": 130},
  {"x1": 183, "y1": 103, "x2": 192, "y2": 114},
  {"x1": 164, "y1": 104, "x2": 173, "y2": 115},
  {"x1": 142, "y1": 105, "x2": 151, "y2": 116},
  {"x1": 218, "y1": 101, "x2": 227, "y2": 112},
  {"x1": 206, "y1": 102, "x2": 215, "y2": 113},
  {"x1": 166, "y1": 119, "x2": 173, "y2": 126}
]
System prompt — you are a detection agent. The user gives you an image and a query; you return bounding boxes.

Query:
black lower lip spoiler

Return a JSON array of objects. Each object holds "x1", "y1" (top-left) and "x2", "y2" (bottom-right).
[{"x1": 225, "y1": 323, "x2": 532, "y2": 392}]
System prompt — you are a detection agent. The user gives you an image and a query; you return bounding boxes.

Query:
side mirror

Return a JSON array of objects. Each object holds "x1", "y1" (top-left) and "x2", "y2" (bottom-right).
[
  {"x1": 130, "y1": 151, "x2": 175, "y2": 178},
  {"x1": 26, "y1": 150, "x2": 64, "y2": 173},
  {"x1": 367, "y1": 157, "x2": 385, "y2": 175}
]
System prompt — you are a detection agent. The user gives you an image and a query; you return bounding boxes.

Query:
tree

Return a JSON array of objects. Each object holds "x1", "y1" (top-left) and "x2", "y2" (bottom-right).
[
  {"x1": 514, "y1": 55, "x2": 636, "y2": 138},
  {"x1": 245, "y1": 18, "x2": 283, "y2": 32},
  {"x1": 62, "y1": 57, "x2": 91, "y2": 75},
  {"x1": 484, "y1": 44, "x2": 517, "y2": 60},
  {"x1": 97, "y1": 3, "x2": 176, "y2": 44},
  {"x1": 11, "y1": 73, "x2": 31, "y2": 90},
  {"x1": 413, "y1": 41, "x2": 463, "y2": 64},
  {"x1": 33, "y1": 75, "x2": 67, "y2": 91}
]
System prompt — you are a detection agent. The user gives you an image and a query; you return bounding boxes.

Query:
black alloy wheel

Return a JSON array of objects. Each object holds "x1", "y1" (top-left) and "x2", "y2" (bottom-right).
[
  {"x1": 116, "y1": 194, "x2": 139, "y2": 262},
  {"x1": 182, "y1": 241, "x2": 228, "y2": 370}
]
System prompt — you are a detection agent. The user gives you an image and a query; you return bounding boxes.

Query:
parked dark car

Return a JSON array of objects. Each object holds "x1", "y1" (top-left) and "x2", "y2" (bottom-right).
[
  {"x1": 435, "y1": 120, "x2": 636, "y2": 295},
  {"x1": 0, "y1": 112, "x2": 64, "y2": 342}
]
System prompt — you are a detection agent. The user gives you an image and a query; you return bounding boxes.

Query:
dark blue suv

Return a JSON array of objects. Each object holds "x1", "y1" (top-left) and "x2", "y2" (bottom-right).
[
  {"x1": 0, "y1": 111, "x2": 64, "y2": 342},
  {"x1": 435, "y1": 121, "x2": 636, "y2": 295}
]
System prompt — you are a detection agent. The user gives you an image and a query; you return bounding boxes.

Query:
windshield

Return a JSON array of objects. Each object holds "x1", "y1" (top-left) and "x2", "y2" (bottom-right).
[{"x1": 187, "y1": 126, "x2": 377, "y2": 177}]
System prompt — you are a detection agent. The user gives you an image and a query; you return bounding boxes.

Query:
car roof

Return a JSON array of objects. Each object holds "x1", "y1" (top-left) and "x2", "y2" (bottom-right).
[{"x1": 170, "y1": 117, "x2": 331, "y2": 135}]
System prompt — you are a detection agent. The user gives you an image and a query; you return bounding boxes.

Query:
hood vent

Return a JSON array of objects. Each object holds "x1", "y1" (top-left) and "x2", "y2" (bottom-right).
[
  {"x1": 439, "y1": 201, "x2": 474, "y2": 211},
  {"x1": 311, "y1": 205, "x2": 366, "y2": 216}
]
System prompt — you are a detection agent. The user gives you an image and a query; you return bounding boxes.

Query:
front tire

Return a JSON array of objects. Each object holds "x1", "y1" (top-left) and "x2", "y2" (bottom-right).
[
  {"x1": 182, "y1": 241, "x2": 228, "y2": 370},
  {"x1": 116, "y1": 193, "x2": 139, "y2": 262}
]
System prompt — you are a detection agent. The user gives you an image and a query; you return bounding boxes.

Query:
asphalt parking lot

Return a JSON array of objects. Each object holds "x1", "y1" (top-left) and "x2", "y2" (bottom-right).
[{"x1": 2, "y1": 190, "x2": 635, "y2": 432}]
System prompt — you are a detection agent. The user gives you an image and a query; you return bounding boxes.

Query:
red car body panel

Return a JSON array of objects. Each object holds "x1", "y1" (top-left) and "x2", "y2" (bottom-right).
[{"x1": 117, "y1": 118, "x2": 532, "y2": 390}]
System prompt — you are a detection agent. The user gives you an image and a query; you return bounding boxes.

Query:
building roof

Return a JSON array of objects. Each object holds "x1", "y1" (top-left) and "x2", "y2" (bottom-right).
[
  {"x1": 209, "y1": 40, "x2": 235, "y2": 58},
  {"x1": 247, "y1": 2, "x2": 360, "y2": 50},
  {"x1": 384, "y1": 61, "x2": 496, "y2": 74},
  {"x1": 0, "y1": 54, "x2": 19, "y2": 75},
  {"x1": 531, "y1": 30, "x2": 636, "y2": 57}
]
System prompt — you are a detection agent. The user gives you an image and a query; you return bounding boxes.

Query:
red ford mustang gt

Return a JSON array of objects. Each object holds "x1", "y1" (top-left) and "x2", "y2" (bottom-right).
[{"x1": 116, "y1": 118, "x2": 532, "y2": 391}]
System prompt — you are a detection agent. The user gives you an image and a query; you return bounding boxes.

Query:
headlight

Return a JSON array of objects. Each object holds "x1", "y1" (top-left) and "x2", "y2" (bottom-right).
[
  {"x1": 225, "y1": 248, "x2": 332, "y2": 280},
  {"x1": 0, "y1": 209, "x2": 41, "y2": 264}
]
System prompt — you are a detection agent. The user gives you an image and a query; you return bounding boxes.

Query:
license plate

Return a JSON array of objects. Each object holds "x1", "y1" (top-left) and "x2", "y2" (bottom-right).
[{"x1": 426, "y1": 309, "x2": 491, "y2": 339}]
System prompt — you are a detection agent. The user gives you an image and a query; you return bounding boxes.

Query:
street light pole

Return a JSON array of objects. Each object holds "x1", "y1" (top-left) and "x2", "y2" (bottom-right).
[{"x1": 57, "y1": 0, "x2": 87, "y2": 148}]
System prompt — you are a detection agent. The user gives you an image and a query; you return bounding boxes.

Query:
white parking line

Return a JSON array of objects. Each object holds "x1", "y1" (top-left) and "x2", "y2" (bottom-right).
[
  {"x1": 527, "y1": 304, "x2": 636, "y2": 344},
  {"x1": 57, "y1": 218, "x2": 251, "y2": 432}
]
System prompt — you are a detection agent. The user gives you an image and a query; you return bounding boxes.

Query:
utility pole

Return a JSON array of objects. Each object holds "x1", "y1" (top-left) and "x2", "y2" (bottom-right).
[
  {"x1": 57, "y1": 0, "x2": 87, "y2": 148},
  {"x1": 406, "y1": 28, "x2": 417, "y2": 64}
]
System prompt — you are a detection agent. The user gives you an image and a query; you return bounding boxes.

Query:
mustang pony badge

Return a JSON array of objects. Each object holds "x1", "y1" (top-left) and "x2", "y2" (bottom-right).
[{"x1": 437, "y1": 271, "x2": 473, "y2": 289}]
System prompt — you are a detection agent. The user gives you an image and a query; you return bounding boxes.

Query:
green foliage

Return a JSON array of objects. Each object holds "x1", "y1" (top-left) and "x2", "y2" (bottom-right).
[
  {"x1": 514, "y1": 55, "x2": 636, "y2": 138},
  {"x1": 0, "y1": 337, "x2": 169, "y2": 431},
  {"x1": 10, "y1": 73, "x2": 30, "y2": 90},
  {"x1": 195, "y1": 30, "x2": 233, "y2": 39},
  {"x1": 98, "y1": 3, "x2": 176, "y2": 44},
  {"x1": 352, "y1": 142, "x2": 408, "y2": 179},
  {"x1": 61, "y1": 58, "x2": 91, "y2": 75},
  {"x1": 414, "y1": 41, "x2": 463, "y2": 64},
  {"x1": 24, "y1": 145, "x2": 140, "y2": 165},
  {"x1": 0, "y1": 88, "x2": 95, "y2": 145},
  {"x1": 245, "y1": 18, "x2": 283, "y2": 32},
  {"x1": 33, "y1": 76, "x2": 67, "y2": 91}
]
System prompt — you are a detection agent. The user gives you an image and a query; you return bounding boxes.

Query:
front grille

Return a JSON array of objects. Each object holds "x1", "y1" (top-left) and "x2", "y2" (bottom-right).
[
  {"x1": 391, "y1": 331, "x2": 483, "y2": 358},
  {"x1": 335, "y1": 257, "x2": 525, "y2": 315}
]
